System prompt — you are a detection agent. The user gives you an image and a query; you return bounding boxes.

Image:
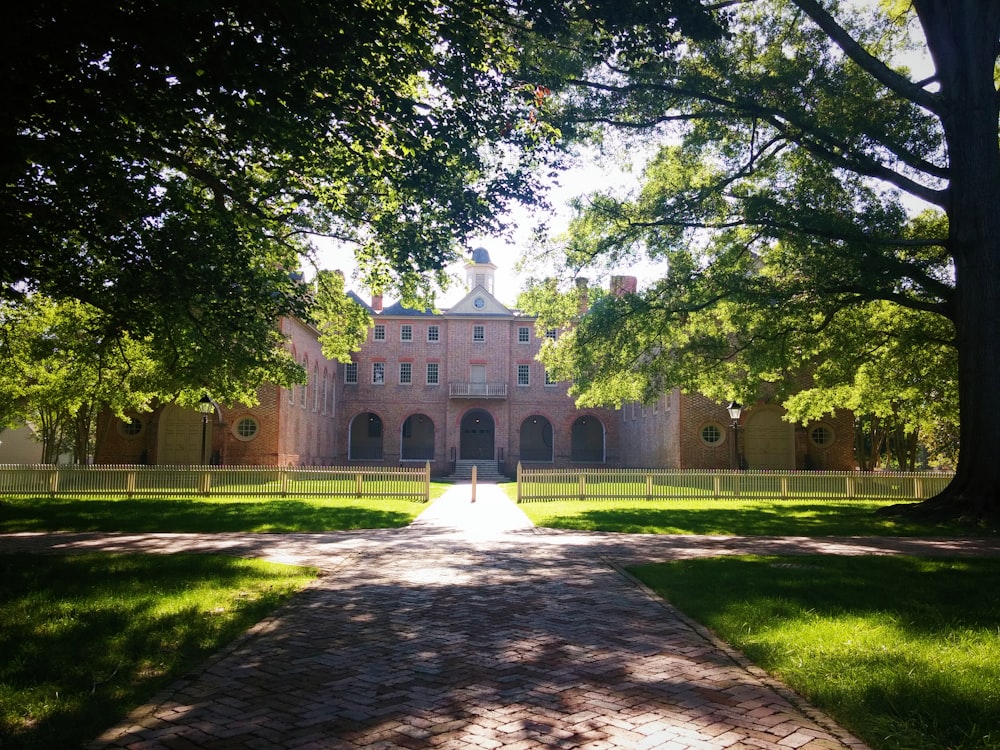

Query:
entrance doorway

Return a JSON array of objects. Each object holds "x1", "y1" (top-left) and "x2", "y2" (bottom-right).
[
  {"x1": 460, "y1": 409, "x2": 495, "y2": 460},
  {"x1": 157, "y1": 404, "x2": 210, "y2": 464},
  {"x1": 744, "y1": 407, "x2": 794, "y2": 469}
]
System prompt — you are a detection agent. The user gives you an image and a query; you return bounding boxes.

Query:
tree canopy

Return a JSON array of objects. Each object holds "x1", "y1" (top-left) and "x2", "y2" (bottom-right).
[
  {"x1": 1, "y1": 0, "x2": 566, "y2": 402},
  {"x1": 523, "y1": 0, "x2": 999, "y2": 517}
]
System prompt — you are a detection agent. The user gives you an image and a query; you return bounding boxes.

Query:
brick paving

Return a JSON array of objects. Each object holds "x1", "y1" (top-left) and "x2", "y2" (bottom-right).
[{"x1": 4, "y1": 485, "x2": 999, "y2": 749}]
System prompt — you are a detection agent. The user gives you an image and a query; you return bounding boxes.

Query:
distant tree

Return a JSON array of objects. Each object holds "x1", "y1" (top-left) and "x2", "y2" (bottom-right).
[
  {"x1": 524, "y1": 0, "x2": 999, "y2": 519},
  {"x1": 0, "y1": 296, "x2": 164, "y2": 462}
]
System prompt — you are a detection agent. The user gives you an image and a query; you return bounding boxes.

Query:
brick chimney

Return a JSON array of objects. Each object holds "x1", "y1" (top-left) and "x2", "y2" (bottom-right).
[
  {"x1": 575, "y1": 277, "x2": 590, "y2": 314},
  {"x1": 610, "y1": 275, "x2": 637, "y2": 297},
  {"x1": 371, "y1": 293, "x2": 383, "y2": 312}
]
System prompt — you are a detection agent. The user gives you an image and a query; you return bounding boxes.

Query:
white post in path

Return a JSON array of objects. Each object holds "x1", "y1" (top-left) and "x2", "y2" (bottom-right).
[{"x1": 471, "y1": 464, "x2": 477, "y2": 503}]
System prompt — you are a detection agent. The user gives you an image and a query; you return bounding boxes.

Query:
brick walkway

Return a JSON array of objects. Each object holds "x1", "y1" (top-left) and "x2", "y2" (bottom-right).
[{"x1": 5, "y1": 485, "x2": 999, "y2": 749}]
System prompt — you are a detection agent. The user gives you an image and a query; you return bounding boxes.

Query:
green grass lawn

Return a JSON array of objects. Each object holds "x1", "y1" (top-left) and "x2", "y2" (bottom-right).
[
  {"x1": 503, "y1": 489, "x2": 994, "y2": 537},
  {"x1": 0, "y1": 482, "x2": 451, "y2": 533},
  {"x1": 0, "y1": 553, "x2": 317, "y2": 750},
  {"x1": 630, "y1": 555, "x2": 1000, "y2": 750}
]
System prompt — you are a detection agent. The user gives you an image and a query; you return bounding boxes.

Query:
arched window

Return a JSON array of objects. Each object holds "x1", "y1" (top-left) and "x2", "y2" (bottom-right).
[
  {"x1": 401, "y1": 414, "x2": 435, "y2": 461},
  {"x1": 348, "y1": 412, "x2": 384, "y2": 460},
  {"x1": 571, "y1": 416, "x2": 605, "y2": 463},
  {"x1": 520, "y1": 415, "x2": 553, "y2": 462}
]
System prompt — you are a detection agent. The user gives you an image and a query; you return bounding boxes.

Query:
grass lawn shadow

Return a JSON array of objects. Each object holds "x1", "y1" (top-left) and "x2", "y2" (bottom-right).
[{"x1": 0, "y1": 496, "x2": 420, "y2": 533}]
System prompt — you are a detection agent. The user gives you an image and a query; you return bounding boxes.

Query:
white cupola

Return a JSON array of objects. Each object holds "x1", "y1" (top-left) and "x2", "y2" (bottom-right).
[{"x1": 464, "y1": 247, "x2": 496, "y2": 295}]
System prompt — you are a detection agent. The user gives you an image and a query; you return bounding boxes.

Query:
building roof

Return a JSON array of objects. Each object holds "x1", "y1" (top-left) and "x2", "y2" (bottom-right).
[
  {"x1": 380, "y1": 300, "x2": 439, "y2": 316},
  {"x1": 346, "y1": 291, "x2": 374, "y2": 313},
  {"x1": 469, "y1": 247, "x2": 492, "y2": 265}
]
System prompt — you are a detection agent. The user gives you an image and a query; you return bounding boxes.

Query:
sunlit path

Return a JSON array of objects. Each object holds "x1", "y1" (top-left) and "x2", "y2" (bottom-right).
[{"x1": 8, "y1": 484, "x2": 998, "y2": 749}]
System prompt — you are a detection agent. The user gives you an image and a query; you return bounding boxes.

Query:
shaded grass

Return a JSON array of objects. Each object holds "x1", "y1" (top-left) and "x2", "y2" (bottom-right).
[
  {"x1": 0, "y1": 483, "x2": 451, "y2": 533},
  {"x1": 0, "y1": 553, "x2": 317, "y2": 750},
  {"x1": 630, "y1": 555, "x2": 1000, "y2": 750},
  {"x1": 505, "y1": 492, "x2": 993, "y2": 537}
]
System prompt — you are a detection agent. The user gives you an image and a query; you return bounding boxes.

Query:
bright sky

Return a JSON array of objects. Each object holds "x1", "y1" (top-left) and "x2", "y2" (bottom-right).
[{"x1": 309, "y1": 152, "x2": 642, "y2": 308}]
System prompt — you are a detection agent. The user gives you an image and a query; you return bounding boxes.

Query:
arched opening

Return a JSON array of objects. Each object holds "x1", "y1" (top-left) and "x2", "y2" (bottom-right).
[
  {"x1": 349, "y1": 412, "x2": 384, "y2": 460},
  {"x1": 401, "y1": 413, "x2": 435, "y2": 461},
  {"x1": 460, "y1": 409, "x2": 495, "y2": 460},
  {"x1": 571, "y1": 415, "x2": 605, "y2": 463},
  {"x1": 520, "y1": 415, "x2": 553, "y2": 462},
  {"x1": 157, "y1": 404, "x2": 212, "y2": 465}
]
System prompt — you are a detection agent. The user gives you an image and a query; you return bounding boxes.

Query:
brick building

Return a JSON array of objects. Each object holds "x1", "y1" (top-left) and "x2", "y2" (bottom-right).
[
  {"x1": 97, "y1": 249, "x2": 854, "y2": 474},
  {"x1": 95, "y1": 316, "x2": 338, "y2": 467}
]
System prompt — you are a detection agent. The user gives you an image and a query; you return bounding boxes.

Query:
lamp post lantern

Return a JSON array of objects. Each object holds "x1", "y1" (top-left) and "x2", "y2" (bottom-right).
[
  {"x1": 197, "y1": 395, "x2": 215, "y2": 464},
  {"x1": 726, "y1": 401, "x2": 743, "y2": 469}
]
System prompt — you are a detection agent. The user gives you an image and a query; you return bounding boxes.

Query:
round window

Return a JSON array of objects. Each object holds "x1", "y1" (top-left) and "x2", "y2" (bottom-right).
[
  {"x1": 700, "y1": 423, "x2": 725, "y2": 446},
  {"x1": 118, "y1": 418, "x2": 143, "y2": 438},
  {"x1": 810, "y1": 425, "x2": 833, "y2": 446},
  {"x1": 233, "y1": 417, "x2": 260, "y2": 442}
]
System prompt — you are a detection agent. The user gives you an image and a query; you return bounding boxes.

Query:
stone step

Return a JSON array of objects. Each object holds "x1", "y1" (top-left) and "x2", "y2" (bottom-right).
[{"x1": 450, "y1": 460, "x2": 506, "y2": 482}]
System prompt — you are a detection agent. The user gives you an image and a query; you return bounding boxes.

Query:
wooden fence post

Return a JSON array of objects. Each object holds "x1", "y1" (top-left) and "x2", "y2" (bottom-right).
[
  {"x1": 578, "y1": 473, "x2": 586, "y2": 501},
  {"x1": 424, "y1": 461, "x2": 431, "y2": 502},
  {"x1": 471, "y1": 464, "x2": 477, "y2": 503},
  {"x1": 516, "y1": 462, "x2": 522, "y2": 503}
]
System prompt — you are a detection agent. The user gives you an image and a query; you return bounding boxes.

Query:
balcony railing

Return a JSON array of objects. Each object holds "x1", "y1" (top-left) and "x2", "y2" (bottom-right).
[{"x1": 448, "y1": 382, "x2": 508, "y2": 399}]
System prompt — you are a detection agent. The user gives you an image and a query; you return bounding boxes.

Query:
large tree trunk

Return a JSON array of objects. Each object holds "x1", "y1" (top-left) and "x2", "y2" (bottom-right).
[{"x1": 886, "y1": 1, "x2": 1000, "y2": 520}]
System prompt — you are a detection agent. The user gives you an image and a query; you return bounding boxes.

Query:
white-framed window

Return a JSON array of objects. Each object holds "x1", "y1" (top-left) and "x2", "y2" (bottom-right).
[
  {"x1": 300, "y1": 382, "x2": 307, "y2": 409},
  {"x1": 427, "y1": 325, "x2": 439, "y2": 342},
  {"x1": 546, "y1": 328, "x2": 558, "y2": 340},
  {"x1": 344, "y1": 363, "x2": 358, "y2": 384},
  {"x1": 426, "y1": 362, "x2": 439, "y2": 385},
  {"x1": 517, "y1": 364, "x2": 530, "y2": 386},
  {"x1": 473, "y1": 324, "x2": 485, "y2": 342},
  {"x1": 373, "y1": 324, "x2": 386, "y2": 341},
  {"x1": 518, "y1": 326, "x2": 530, "y2": 343},
  {"x1": 399, "y1": 362, "x2": 412, "y2": 385},
  {"x1": 233, "y1": 417, "x2": 260, "y2": 442},
  {"x1": 700, "y1": 423, "x2": 725, "y2": 446},
  {"x1": 545, "y1": 370, "x2": 557, "y2": 386},
  {"x1": 401, "y1": 324, "x2": 413, "y2": 342},
  {"x1": 372, "y1": 362, "x2": 385, "y2": 384}
]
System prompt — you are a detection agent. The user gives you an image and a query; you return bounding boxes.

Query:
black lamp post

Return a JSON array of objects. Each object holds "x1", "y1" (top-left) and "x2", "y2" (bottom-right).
[
  {"x1": 726, "y1": 401, "x2": 743, "y2": 469},
  {"x1": 197, "y1": 395, "x2": 215, "y2": 464}
]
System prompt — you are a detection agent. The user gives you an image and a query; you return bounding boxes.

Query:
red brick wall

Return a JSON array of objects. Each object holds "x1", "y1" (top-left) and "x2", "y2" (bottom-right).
[{"x1": 332, "y1": 312, "x2": 619, "y2": 476}]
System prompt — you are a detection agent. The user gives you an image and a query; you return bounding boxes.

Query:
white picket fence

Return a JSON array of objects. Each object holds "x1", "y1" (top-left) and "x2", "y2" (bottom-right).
[
  {"x1": 516, "y1": 465, "x2": 954, "y2": 502},
  {"x1": 0, "y1": 464, "x2": 431, "y2": 501}
]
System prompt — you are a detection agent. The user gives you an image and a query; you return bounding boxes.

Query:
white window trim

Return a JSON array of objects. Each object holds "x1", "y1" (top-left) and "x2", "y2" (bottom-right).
[{"x1": 517, "y1": 364, "x2": 530, "y2": 386}]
